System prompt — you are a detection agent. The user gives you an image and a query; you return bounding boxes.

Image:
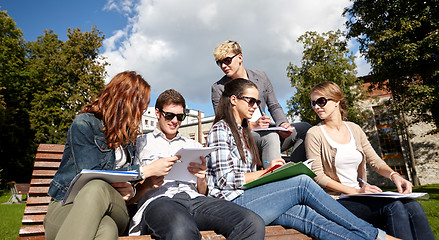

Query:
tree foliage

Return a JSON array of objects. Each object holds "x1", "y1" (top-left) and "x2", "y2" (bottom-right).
[
  {"x1": 286, "y1": 30, "x2": 368, "y2": 126},
  {"x1": 0, "y1": 10, "x2": 35, "y2": 186},
  {"x1": 0, "y1": 10, "x2": 107, "y2": 184},
  {"x1": 344, "y1": 0, "x2": 439, "y2": 131},
  {"x1": 27, "y1": 27, "x2": 107, "y2": 144}
]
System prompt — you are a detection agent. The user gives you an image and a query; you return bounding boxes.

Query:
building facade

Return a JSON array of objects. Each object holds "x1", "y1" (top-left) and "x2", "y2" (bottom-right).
[{"x1": 360, "y1": 77, "x2": 439, "y2": 186}]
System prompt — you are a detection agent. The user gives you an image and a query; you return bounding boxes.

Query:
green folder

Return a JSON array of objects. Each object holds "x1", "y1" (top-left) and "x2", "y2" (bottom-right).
[{"x1": 243, "y1": 162, "x2": 316, "y2": 189}]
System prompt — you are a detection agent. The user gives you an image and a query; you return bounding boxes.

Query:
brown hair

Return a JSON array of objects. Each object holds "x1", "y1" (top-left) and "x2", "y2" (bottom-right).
[
  {"x1": 155, "y1": 89, "x2": 186, "y2": 111},
  {"x1": 214, "y1": 78, "x2": 261, "y2": 167},
  {"x1": 310, "y1": 81, "x2": 347, "y2": 120},
  {"x1": 81, "y1": 71, "x2": 150, "y2": 148}
]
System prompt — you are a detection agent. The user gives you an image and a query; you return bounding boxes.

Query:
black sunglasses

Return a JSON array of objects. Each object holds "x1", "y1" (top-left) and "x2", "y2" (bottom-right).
[
  {"x1": 216, "y1": 53, "x2": 240, "y2": 67},
  {"x1": 159, "y1": 110, "x2": 186, "y2": 121},
  {"x1": 310, "y1": 97, "x2": 332, "y2": 108},
  {"x1": 237, "y1": 96, "x2": 261, "y2": 107}
]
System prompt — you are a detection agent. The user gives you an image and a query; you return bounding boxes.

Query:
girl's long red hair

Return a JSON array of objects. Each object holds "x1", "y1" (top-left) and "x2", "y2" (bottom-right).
[{"x1": 81, "y1": 71, "x2": 150, "y2": 149}]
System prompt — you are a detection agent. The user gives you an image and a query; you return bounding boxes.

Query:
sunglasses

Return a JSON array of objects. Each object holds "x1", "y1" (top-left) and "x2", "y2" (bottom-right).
[
  {"x1": 216, "y1": 53, "x2": 240, "y2": 67},
  {"x1": 237, "y1": 96, "x2": 261, "y2": 107},
  {"x1": 159, "y1": 110, "x2": 186, "y2": 121},
  {"x1": 310, "y1": 97, "x2": 333, "y2": 108}
]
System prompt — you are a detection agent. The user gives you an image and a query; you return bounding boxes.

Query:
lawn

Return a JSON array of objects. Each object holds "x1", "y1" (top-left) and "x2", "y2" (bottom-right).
[
  {"x1": 0, "y1": 184, "x2": 438, "y2": 240},
  {"x1": 0, "y1": 190, "x2": 25, "y2": 240},
  {"x1": 412, "y1": 184, "x2": 439, "y2": 238}
]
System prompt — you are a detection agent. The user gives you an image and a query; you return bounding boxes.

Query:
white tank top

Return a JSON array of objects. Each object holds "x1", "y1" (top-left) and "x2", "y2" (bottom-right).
[
  {"x1": 320, "y1": 122, "x2": 362, "y2": 189},
  {"x1": 114, "y1": 146, "x2": 127, "y2": 169}
]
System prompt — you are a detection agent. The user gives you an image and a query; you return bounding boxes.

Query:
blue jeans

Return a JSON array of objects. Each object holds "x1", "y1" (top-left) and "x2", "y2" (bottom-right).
[
  {"x1": 232, "y1": 175, "x2": 384, "y2": 240},
  {"x1": 141, "y1": 192, "x2": 265, "y2": 240},
  {"x1": 338, "y1": 197, "x2": 434, "y2": 240}
]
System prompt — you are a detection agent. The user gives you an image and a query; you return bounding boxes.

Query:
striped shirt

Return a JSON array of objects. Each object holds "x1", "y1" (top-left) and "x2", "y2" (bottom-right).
[{"x1": 206, "y1": 120, "x2": 256, "y2": 201}]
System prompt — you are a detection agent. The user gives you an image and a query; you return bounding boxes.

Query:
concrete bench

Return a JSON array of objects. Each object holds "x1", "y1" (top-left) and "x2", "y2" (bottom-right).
[{"x1": 18, "y1": 143, "x2": 311, "y2": 240}]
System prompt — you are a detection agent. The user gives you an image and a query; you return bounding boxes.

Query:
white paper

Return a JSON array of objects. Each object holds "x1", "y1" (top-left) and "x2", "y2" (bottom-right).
[
  {"x1": 253, "y1": 126, "x2": 295, "y2": 132},
  {"x1": 249, "y1": 107, "x2": 263, "y2": 122},
  {"x1": 338, "y1": 191, "x2": 429, "y2": 199},
  {"x1": 63, "y1": 169, "x2": 138, "y2": 205},
  {"x1": 165, "y1": 147, "x2": 218, "y2": 183}
]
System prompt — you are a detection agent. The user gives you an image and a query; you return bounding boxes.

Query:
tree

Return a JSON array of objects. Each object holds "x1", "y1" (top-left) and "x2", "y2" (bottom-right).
[
  {"x1": 0, "y1": 10, "x2": 35, "y2": 185},
  {"x1": 286, "y1": 30, "x2": 368, "y2": 126},
  {"x1": 1, "y1": 10, "x2": 107, "y2": 185},
  {"x1": 27, "y1": 27, "x2": 107, "y2": 144},
  {"x1": 344, "y1": 0, "x2": 439, "y2": 131}
]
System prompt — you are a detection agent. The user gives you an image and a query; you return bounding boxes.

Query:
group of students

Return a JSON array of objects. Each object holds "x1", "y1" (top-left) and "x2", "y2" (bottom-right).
[{"x1": 43, "y1": 40, "x2": 434, "y2": 240}]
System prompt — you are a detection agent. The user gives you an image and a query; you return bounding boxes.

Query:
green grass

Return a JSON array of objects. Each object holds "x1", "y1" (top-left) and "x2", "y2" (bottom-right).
[
  {"x1": 0, "y1": 185, "x2": 437, "y2": 239},
  {"x1": 0, "y1": 190, "x2": 26, "y2": 240},
  {"x1": 413, "y1": 184, "x2": 439, "y2": 238}
]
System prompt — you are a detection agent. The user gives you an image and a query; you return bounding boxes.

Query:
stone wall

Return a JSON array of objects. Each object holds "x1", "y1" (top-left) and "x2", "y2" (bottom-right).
[
  {"x1": 359, "y1": 98, "x2": 439, "y2": 186},
  {"x1": 407, "y1": 122, "x2": 439, "y2": 185}
]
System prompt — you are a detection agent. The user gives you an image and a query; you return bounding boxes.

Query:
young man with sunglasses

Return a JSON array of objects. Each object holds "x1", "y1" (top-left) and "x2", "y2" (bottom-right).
[
  {"x1": 129, "y1": 89, "x2": 265, "y2": 239},
  {"x1": 212, "y1": 40, "x2": 312, "y2": 167}
]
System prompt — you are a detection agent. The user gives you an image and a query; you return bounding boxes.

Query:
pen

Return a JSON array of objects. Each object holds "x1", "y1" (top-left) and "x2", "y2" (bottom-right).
[
  {"x1": 358, "y1": 178, "x2": 369, "y2": 185},
  {"x1": 258, "y1": 105, "x2": 265, "y2": 116}
]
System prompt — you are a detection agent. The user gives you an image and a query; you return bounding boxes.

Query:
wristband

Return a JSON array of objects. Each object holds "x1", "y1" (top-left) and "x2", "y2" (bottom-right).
[
  {"x1": 389, "y1": 171, "x2": 399, "y2": 181},
  {"x1": 139, "y1": 166, "x2": 146, "y2": 179},
  {"x1": 132, "y1": 186, "x2": 136, "y2": 198}
]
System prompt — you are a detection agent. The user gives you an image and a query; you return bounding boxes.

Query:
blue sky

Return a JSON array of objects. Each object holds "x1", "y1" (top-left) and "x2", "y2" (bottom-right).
[
  {"x1": 1, "y1": 0, "x2": 371, "y2": 118},
  {"x1": 1, "y1": 1, "x2": 126, "y2": 41}
]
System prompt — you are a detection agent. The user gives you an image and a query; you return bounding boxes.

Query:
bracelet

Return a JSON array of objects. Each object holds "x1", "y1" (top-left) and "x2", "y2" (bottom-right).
[
  {"x1": 131, "y1": 186, "x2": 136, "y2": 198},
  {"x1": 139, "y1": 166, "x2": 146, "y2": 180},
  {"x1": 389, "y1": 171, "x2": 399, "y2": 181}
]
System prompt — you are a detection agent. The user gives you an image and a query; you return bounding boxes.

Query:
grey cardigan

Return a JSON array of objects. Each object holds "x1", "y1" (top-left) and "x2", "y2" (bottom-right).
[{"x1": 211, "y1": 69, "x2": 288, "y2": 126}]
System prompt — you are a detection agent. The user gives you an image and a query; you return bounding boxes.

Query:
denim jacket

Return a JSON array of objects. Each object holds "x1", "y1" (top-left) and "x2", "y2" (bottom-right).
[{"x1": 48, "y1": 113, "x2": 141, "y2": 201}]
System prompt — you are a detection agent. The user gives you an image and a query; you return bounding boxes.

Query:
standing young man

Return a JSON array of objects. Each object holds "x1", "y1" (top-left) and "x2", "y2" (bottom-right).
[
  {"x1": 129, "y1": 89, "x2": 265, "y2": 239},
  {"x1": 212, "y1": 40, "x2": 311, "y2": 167}
]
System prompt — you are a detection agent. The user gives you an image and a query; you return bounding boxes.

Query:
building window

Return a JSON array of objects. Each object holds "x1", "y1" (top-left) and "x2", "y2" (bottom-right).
[
  {"x1": 189, "y1": 133, "x2": 196, "y2": 140},
  {"x1": 372, "y1": 105, "x2": 408, "y2": 178}
]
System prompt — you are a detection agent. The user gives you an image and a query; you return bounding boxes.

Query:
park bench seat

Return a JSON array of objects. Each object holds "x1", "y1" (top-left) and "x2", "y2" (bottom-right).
[
  {"x1": 7, "y1": 182, "x2": 30, "y2": 204},
  {"x1": 18, "y1": 143, "x2": 311, "y2": 240}
]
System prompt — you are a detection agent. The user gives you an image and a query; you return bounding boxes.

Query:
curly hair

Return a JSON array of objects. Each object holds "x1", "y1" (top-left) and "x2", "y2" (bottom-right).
[{"x1": 81, "y1": 71, "x2": 151, "y2": 148}]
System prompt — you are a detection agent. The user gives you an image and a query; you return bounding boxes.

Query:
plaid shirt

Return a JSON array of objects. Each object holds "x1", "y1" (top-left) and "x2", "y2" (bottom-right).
[{"x1": 206, "y1": 120, "x2": 256, "y2": 201}]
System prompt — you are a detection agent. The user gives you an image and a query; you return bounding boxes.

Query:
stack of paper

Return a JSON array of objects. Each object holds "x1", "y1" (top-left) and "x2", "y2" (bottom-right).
[
  {"x1": 338, "y1": 191, "x2": 429, "y2": 199},
  {"x1": 63, "y1": 169, "x2": 138, "y2": 205},
  {"x1": 165, "y1": 147, "x2": 218, "y2": 183}
]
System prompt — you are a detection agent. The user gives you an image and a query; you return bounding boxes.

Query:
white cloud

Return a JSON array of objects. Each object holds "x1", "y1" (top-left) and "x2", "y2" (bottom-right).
[
  {"x1": 103, "y1": 0, "x2": 134, "y2": 16},
  {"x1": 103, "y1": 29, "x2": 126, "y2": 51},
  {"x1": 102, "y1": 0, "x2": 359, "y2": 116}
]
